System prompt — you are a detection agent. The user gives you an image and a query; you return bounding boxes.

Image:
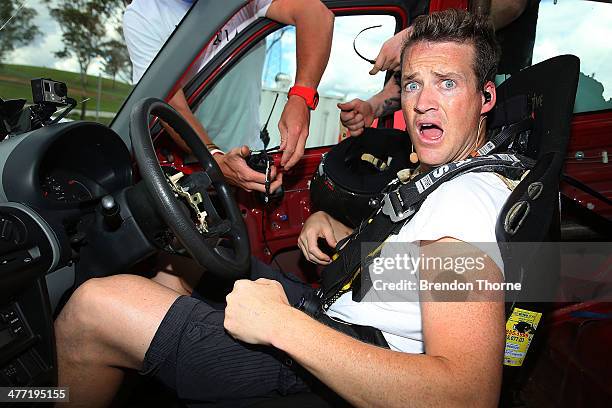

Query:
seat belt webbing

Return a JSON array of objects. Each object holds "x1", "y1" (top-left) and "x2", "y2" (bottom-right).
[{"x1": 316, "y1": 153, "x2": 533, "y2": 312}]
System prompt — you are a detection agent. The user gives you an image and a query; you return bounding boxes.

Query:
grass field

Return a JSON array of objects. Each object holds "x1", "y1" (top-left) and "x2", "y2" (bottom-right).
[{"x1": 0, "y1": 64, "x2": 132, "y2": 115}]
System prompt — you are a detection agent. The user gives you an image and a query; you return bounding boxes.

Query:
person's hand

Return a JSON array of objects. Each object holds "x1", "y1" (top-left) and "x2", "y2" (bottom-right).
[
  {"x1": 278, "y1": 95, "x2": 310, "y2": 170},
  {"x1": 369, "y1": 26, "x2": 413, "y2": 75},
  {"x1": 298, "y1": 211, "x2": 352, "y2": 265},
  {"x1": 337, "y1": 99, "x2": 375, "y2": 137},
  {"x1": 215, "y1": 145, "x2": 283, "y2": 193},
  {"x1": 224, "y1": 278, "x2": 292, "y2": 345}
]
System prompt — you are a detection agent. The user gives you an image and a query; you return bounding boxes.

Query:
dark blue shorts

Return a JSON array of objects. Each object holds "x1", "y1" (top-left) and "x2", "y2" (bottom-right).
[{"x1": 140, "y1": 258, "x2": 314, "y2": 406}]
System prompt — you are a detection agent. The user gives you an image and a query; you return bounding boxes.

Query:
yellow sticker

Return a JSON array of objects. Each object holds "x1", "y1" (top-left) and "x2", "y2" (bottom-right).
[{"x1": 503, "y1": 308, "x2": 542, "y2": 367}]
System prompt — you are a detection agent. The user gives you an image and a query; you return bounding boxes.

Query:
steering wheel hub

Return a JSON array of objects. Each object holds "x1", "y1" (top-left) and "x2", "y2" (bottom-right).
[{"x1": 165, "y1": 171, "x2": 209, "y2": 233}]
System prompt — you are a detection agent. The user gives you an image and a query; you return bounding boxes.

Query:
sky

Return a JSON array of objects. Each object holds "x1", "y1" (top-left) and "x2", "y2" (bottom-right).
[
  {"x1": 7, "y1": 1, "x2": 70, "y2": 71},
  {"x1": 5, "y1": 0, "x2": 123, "y2": 75},
  {"x1": 3, "y1": 0, "x2": 612, "y2": 101},
  {"x1": 532, "y1": 0, "x2": 612, "y2": 100}
]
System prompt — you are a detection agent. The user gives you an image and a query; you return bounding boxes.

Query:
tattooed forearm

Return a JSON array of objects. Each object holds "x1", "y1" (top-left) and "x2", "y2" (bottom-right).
[
  {"x1": 377, "y1": 96, "x2": 401, "y2": 117},
  {"x1": 380, "y1": 72, "x2": 402, "y2": 115},
  {"x1": 369, "y1": 72, "x2": 402, "y2": 118}
]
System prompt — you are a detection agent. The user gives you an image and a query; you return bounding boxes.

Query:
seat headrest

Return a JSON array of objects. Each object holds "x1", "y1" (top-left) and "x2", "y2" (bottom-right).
[{"x1": 495, "y1": 55, "x2": 580, "y2": 160}]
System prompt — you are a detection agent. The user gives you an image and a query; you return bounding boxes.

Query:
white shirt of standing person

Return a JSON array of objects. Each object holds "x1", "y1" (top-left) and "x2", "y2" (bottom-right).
[
  {"x1": 123, "y1": 0, "x2": 273, "y2": 84},
  {"x1": 123, "y1": 0, "x2": 274, "y2": 150}
]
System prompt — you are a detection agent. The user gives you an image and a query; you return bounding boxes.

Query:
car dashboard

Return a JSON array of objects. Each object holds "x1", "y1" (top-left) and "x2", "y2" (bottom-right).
[{"x1": 0, "y1": 121, "x2": 133, "y2": 387}]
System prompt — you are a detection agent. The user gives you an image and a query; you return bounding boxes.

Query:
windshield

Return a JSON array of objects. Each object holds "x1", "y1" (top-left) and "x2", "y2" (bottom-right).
[{"x1": 0, "y1": 1, "x2": 133, "y2": 126}]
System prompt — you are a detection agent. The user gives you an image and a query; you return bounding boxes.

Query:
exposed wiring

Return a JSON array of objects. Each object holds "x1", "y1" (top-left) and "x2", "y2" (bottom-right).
[
  {"x1": 260, "y1": 93, "x2": 279, "y2": 150},
  {"x1": 353, "y1": 25, "x2": 382, "y2": 64}
]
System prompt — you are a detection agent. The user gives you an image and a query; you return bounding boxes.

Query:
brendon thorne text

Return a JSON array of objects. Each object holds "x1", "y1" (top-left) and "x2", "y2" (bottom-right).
[{"x1": 373, "y1": 279, "x2": 521, "y2": 292}]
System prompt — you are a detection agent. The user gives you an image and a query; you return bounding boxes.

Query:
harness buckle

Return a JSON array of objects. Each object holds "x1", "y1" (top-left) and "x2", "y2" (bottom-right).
[{"x1": 381, "y1": 191, "x2": 415, "y2": 222}]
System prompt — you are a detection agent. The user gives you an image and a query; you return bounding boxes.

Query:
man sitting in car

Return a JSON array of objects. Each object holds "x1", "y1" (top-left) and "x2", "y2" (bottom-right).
[{"x1": 56, "y1": 9, "x2": 509, "y2": 407}]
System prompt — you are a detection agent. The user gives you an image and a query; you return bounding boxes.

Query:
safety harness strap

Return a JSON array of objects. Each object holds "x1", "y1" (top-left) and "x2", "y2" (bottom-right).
[
  {"x1": 473, "y1": 116, "x2": 533, "y2": 157},
  {"x1": 317, "y1": 211, "x2": 403, "y2": 312},
  {"x1": 383, "y1": 154, "x2": 534, "y2": 222},
  {"x1": 312, "y1": 153, "x2": 534, "y2": 313}
]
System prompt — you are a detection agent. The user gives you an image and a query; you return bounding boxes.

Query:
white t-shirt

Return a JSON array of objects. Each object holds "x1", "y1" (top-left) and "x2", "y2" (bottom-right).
[
  {"x1": 123, "y1": 0, "x2": 272, "y2": 150},
  {"x1": 123, "y1": 0, "x2": 272, "y2": 83},
  {"x1": 326, "y1": 172, "x2": 511, "y2": 354}
]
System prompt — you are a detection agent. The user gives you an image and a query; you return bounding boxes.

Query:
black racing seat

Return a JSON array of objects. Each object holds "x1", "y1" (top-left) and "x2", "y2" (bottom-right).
[
  {"x1": 495, "y1": 54, "x2": 580, "y2": 307},
  {"x1": 494, "y1": 55, "x2": 579, "y2": 405},
  {"x1": 199, "y1": 55, "x2": 581, "y2": 408}
]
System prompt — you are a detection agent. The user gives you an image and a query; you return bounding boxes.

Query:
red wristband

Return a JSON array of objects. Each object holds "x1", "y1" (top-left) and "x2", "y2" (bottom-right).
[{"x1": 288, "y1": 85, "x2": 319, "y2": 110}]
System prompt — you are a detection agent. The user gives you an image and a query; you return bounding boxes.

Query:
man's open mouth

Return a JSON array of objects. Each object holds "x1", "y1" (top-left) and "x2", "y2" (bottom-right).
[{"x1": 417, "y1": 122, "x2": 444, "y2": 143}]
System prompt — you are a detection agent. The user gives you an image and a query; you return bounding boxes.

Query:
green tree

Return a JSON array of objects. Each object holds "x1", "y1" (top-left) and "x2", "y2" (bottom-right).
[
  {"x1": 43, "y1": 0, "x2": 124, "y2": 118},
  {"x1": 0, "y1": 1, "x2": 41, "y2": 64},
  {"x1": 100, "y1": 35, "x2": 131, "y2": 89}
]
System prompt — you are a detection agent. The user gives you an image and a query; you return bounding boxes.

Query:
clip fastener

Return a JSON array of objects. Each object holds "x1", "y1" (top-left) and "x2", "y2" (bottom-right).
[{"x1": 381, "y1": 192, "x2": 415, "y2": 222}]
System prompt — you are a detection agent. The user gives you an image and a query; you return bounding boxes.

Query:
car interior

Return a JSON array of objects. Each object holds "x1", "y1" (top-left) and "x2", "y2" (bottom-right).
[{"x1": 0, "y1": 0, "x2": 610, "y2": 406}]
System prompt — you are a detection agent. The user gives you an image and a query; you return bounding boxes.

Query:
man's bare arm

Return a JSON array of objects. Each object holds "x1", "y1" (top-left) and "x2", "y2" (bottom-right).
[
  {"x1": 225, "y1": 238, "x2": 505, "y2": 407},
  {"x1": 338, "y1": 74, "x2": 401, "y2": 136},
  {"x1": 368, "y1": 73, "x2": 402, "y2": 118},
  {"x1": 272, "y1": 306, "x2": 502, "y2": 406},
  {"x1": 490, "y1": 0, "x2": 529, "y2": 30},
  {"x1": 165, "y1": 89, "x2": 214, "y2": 153},
  {"x1": 275, "y1": 238, "x2": 504, "y2": 407},
  {"x1": 298, "y1": 211, "x2": 353, "y2": 264},
  {"x1": 266, "y1": 0, "x2": 334, "y2": 169},
  {"x1": 266, "y1": 0, "x2": 333, "y2": 89}
]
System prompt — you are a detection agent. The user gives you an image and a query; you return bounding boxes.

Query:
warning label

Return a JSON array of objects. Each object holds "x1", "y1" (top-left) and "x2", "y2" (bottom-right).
[{"x1": 503, "y1": 308, "x2": 542, "y2": 367}]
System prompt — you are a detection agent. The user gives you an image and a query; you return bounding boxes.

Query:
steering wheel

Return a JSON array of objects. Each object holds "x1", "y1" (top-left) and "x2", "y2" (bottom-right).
[{"x1": 130, "y1": 98, "x2": 250, "y2": 279}]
